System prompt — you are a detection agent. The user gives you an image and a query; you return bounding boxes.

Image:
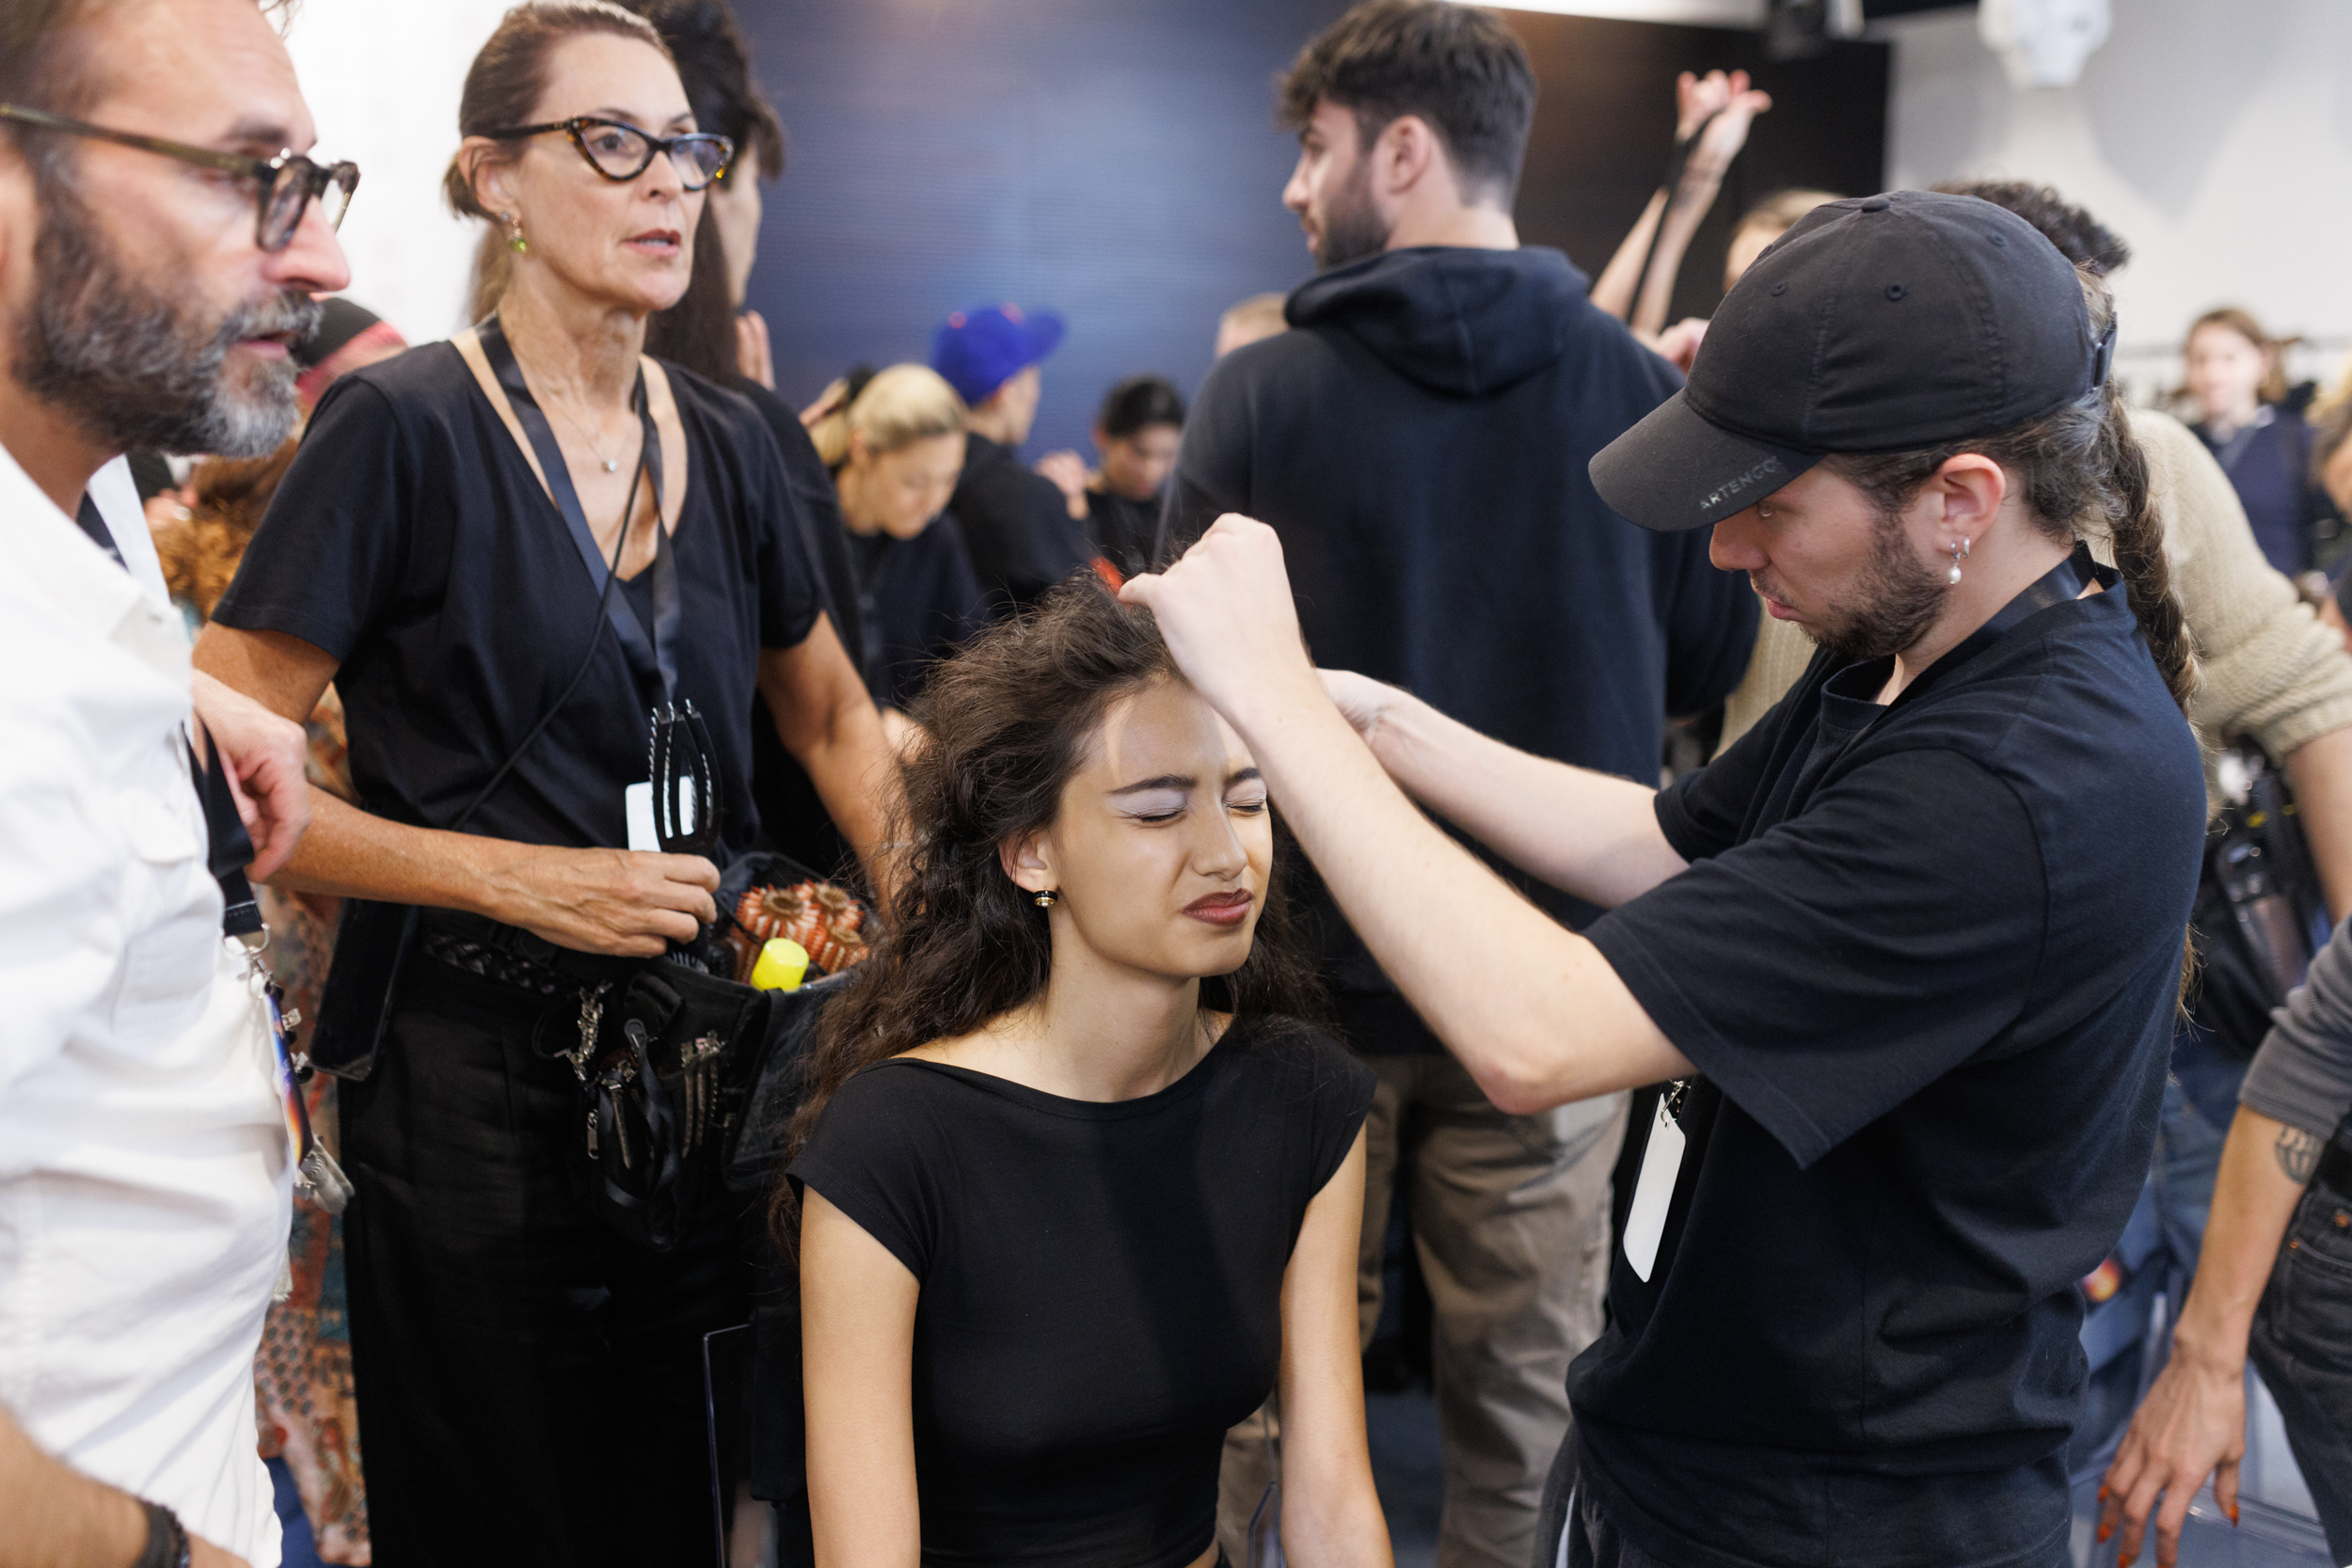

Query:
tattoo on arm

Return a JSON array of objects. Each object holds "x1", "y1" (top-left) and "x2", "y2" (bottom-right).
[{"x1": 2275, "y1": 1124, "x2": 2324, "y2": 1185}]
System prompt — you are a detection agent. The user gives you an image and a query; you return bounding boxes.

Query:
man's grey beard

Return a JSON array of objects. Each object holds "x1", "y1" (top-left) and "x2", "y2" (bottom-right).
[
  {"x1": 14, "y1": 176, "x2": 321, "y2": 459},
  {"x1": 1804, "y1": 513, "x2": 1947, "y2": 664},
  {"x1": 1313, "y1": 155, "x2": 1391, "y2": 271}
]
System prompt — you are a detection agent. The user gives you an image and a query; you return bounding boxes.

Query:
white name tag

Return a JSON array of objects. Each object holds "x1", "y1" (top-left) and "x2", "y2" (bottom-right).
[
  {"x1": 624, "y1": 777, "x2": 701, "y2": 853},
  {"x1": 1622, "y1": 1090, "x2": 1688, "y2": 1283},
  {"x1": 623, "y1": 776, "x2": 703, "y2": 853}
]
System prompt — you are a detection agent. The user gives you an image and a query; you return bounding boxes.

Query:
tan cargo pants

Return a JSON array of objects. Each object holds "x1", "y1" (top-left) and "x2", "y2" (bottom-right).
[{"x1": 1216, "y1": 1053, "x2": 1628, "y2": 1568}]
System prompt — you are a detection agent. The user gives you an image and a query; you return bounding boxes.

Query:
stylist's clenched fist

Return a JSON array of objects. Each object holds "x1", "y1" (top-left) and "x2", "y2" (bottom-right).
[{"x1": 1119, "y1": 515, "x2": 1320, "y2": 731}]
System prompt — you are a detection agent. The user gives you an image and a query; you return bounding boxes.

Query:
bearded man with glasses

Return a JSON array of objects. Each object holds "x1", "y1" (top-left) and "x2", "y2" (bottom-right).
[{"x1": 0, "y1": 1, "x2": 354, "y2": 1566}]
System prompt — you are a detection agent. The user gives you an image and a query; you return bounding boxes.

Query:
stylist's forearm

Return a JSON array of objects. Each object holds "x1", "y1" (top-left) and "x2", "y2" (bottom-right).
[
  {"x1": 2169, "y1": 1107, "x2": 2314, "y2": 1366},
  {"x1": 2283, "y1": 725, "x2": 2352, "y2": 921},
  {"x1": 268, "y1": 787, "x2": 505, "y2": 910},
  {"x1": 1231, "y1": 689, "x2": 1685, "y2": 1109},
  {"x1": 1364, "y1": 690, "x2": 1681, "y2": 909}
]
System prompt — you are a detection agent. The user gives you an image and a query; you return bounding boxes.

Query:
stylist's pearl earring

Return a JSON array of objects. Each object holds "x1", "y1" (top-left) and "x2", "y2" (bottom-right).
[
  {"x1": 504, "y1": 213, "x2": 528, "y2": 255},
  {"x1": 1947, "y1": 537, "x2": 1970, "y2": 585},
  {"x1": 1034, "y1": 890, "x2": 1058, "y2": 909}
]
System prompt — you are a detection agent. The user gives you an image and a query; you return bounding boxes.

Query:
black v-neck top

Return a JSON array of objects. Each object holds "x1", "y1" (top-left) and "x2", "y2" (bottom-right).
[
  {"x1": 789, "y1": 1018, "x2": 1375, "y2": 1568},
  {"x1": 215, "y1": 342, "x2": 821, "y2": 858}
]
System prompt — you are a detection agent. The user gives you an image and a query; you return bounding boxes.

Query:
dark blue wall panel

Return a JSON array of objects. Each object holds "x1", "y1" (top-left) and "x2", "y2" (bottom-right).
[
  {"x1": 735, "y1": 2, "x2": 1886, "y2": 458},
  {"x1": 737, "y1": 0, "x2": 1353, "y2": 456}
]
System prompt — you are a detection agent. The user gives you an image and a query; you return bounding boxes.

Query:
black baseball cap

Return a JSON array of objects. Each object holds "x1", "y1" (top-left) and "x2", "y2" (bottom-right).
[{"x1": 1591, "y1": 190, "x2": 2114, "y2": 532}]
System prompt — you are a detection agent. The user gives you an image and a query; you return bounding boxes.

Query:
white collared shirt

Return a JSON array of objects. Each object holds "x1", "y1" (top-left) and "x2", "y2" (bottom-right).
[{"x1": 0, "y1": 443, "x2": 287, "y2": 1566}]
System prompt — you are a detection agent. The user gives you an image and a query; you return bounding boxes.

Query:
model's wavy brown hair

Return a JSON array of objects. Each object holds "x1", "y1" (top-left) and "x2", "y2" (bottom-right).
[{"x1": 770, "y1": 578, "x2": 1324, "y2": 1245}]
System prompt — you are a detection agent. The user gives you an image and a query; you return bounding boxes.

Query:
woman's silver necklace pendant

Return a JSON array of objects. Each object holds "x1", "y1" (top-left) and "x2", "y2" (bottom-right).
[{"x1": 552, "y1": 401, "x2": 628, "y2": 473}]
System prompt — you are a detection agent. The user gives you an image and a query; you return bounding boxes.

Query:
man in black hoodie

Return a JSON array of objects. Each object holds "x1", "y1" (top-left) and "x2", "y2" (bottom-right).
[{"x1": 1164, "y1": 6, "x2": 1756, "y2": 1563}]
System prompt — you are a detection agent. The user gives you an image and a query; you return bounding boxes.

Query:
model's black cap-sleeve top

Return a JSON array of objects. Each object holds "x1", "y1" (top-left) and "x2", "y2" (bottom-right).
[
  {"x1": 789, "y1": 1018, "x2": 1374, "y2": 1568},
  {"x1": 213, "y1": 342, "x2": 821, "y2": 857}
]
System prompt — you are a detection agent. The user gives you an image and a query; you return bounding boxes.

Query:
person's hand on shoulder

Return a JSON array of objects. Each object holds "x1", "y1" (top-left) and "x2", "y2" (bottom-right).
[
  {"x1": 1120, "y1": 515, "x2": 1319, "y2": 732},
  {"x1": 189, "y1": 670, "x2": 312, "y2": 879}
]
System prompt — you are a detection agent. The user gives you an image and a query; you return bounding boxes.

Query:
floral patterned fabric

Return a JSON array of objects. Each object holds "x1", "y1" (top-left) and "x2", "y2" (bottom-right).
[{"x1": 252, "y1": 694, "x2": 371, "y2": 1563}]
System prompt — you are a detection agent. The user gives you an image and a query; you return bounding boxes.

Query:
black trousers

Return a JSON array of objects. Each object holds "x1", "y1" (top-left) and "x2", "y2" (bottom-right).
[{"x1": 342, "y1": 958, "x2": 750, "y2": 1568}]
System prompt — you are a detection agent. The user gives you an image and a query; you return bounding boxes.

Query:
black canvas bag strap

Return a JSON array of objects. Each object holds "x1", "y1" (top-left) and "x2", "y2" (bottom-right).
[
  {"x1": 475, "y1": 313, "x2": 679, "y2": 705},
  {"x1": 187, "y1": 724, "x2": 262, "y2": 939},
  {"x1": 1887, "y1": 542, "x2": 2101, "y2": 715}
]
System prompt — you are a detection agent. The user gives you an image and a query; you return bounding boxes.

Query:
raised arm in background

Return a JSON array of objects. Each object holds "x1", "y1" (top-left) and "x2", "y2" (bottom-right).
[{"x1": 1587, "y1": 71, "x2": 1771, "y2": 340}]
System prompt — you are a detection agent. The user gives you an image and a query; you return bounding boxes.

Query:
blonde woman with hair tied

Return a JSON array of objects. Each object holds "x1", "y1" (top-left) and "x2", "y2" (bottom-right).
[{"x1": 813, "y1": 364, "x2": 992, "y2": 737}]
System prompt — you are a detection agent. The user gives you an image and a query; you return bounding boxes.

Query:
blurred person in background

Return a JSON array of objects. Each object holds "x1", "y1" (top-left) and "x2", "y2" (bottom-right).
[
  {"x1": 628, "y1": 0, "x2": 876, "y2": 882},
  {"x1": 1215, "y1": 291, "x2": 1288, "y2": 357},
  {"x1": 193, "y1": 7, "x2": 898, "y2": 1560},
  {"x1": 2184, "y1": 307, "x2": 2341, "y2": 578},
  {"x1": 2099, "y1": 911, "x2": 2352, "y2": 1566},
  {"x1": 1586, "y1": 69, "x2": 1776, "y2": 372},
  {"x1": 2311, "y1": 378, "x2": 2352, "y2": 643},
  {"x1": 1168, "y1": 4, "x2": 1758, "y2": 1561},
  {"x1": 932, "y1": 301, "x2": 1093, "y2": 611},
  {"x1": 292, "y1": 297, "x2": 405, "y2": 412},
  {"x1": 0, "y1": 0, "x2": 351, "y2": 1562},
  {"x1": 1037, "y1": 373, "x2": 1186, "y2": 581},
  {"x1": 808, "y1": 364, "x2": 985, "y2": 733}
]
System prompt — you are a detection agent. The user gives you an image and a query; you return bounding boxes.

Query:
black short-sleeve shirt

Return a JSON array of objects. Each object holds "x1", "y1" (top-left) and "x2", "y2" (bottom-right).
[
  {"x1": 214, "y1": 343, "x2": 821, "y2": 859},
  {"x1": 788, "y1": 1018, "x2": 1374, "y2": 1568},
  {"x1": 1573, "y1": 573, "x2": 2204, "y2": 1568}
]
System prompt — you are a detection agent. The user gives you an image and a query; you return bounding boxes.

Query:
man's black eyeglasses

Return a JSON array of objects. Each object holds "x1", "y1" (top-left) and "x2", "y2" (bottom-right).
[
  {"x1": 486, "y1": 117, "x2": 732, "y2": 192},
  {"x1": 0, "y1": 103, "x2": 358, "y2": 253}
]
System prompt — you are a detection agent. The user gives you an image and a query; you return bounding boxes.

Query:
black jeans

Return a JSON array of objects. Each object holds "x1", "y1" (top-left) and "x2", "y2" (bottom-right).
[
  {"x1": 2249, "y1": 1168, "x2": 2352, "y2": 1560},
  {"x1": 342, "y1": 958, "x2": 750, "y2": 1568}
]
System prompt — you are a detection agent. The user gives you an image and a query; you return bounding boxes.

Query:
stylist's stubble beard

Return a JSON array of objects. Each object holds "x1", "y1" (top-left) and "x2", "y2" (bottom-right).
[
  {"x1": 1791, "y1": 512, "x2": 1948, "y2": 665},
  {"x1": 13, "y1": 167, "x2": 321, "y2": 460}
]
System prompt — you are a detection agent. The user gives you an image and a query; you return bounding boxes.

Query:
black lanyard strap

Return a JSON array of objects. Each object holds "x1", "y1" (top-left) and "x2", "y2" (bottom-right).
[
  {"x1": 477, "y1": 313, "x2": 680, "y2": 705},
  {"x1": 1891, "y1": 542, "x2": 2104, "y2": 714}
]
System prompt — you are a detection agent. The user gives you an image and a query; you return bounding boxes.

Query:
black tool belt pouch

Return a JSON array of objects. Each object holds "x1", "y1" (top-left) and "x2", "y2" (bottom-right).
[{"x1": 539, "y1": 960, "x2": 771, "y2": 1252}]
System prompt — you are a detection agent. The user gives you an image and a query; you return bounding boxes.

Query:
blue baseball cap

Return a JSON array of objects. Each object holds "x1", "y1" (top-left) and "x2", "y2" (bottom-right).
[{"x1": 930, "y1": 302, "x2": 1067, "y2": 406}]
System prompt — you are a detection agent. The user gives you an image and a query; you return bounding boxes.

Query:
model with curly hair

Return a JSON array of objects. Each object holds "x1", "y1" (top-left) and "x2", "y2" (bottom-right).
[{"x1": 785, "y1": 579, "x2": 1393, "y2": 1568}]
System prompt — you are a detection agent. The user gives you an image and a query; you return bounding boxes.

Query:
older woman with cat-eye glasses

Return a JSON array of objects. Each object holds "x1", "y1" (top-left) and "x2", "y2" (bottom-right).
[{"x1": 192, "y1": 4, "x2": 897, "y2": 1560}]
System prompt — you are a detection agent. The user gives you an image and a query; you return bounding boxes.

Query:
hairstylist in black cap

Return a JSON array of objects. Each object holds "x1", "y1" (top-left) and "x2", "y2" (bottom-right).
[{"x1": 1124, "y1": 190, "x2": 2209, "y2": 1568}]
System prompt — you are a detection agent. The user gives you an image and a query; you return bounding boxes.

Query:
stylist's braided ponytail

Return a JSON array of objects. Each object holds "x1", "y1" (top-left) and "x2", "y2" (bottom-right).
[{"x1": 2085, "y1": 299, "x2": 2197, "y2": 717}]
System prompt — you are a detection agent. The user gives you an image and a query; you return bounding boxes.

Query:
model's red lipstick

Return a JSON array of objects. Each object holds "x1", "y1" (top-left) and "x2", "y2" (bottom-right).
[{"x1": 1184, "y1": 890, "x2": 1253, "y2": 928}]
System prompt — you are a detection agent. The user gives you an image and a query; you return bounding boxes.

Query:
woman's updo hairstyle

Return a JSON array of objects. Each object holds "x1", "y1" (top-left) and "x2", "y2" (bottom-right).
[
  {"x1": 808, "y1": 364, "x2": 967, "y2": 468},
  {"x1": 443, "y1": 0, "x2": 675, "y2": 222}
]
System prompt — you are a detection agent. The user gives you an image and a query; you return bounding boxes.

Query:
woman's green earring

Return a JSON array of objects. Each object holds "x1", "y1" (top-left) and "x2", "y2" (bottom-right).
[{"x1": 504, "y1": 213, "x2": 528, "y2": 255}]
